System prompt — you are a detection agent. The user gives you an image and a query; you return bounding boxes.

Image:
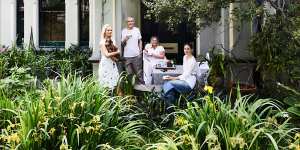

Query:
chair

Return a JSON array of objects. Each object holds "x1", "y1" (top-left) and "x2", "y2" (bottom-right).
[
  {"x1": 180, "y1": 62, "x2": 210, "y2": 102},
  {"x1": 196, "y1": 61, "x2": 210, "y2": 87}
]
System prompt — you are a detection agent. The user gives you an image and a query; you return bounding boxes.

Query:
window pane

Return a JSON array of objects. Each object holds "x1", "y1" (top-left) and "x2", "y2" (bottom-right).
[
  {"x1": 17, "y1": 0, "x2": 24, "y2": 45},
  {"x1": 79, "y1": 0, "x2": 89, "y2": 46},
  {"x1": 39, "y1": 0, "x2": 65, "y2": 47}
]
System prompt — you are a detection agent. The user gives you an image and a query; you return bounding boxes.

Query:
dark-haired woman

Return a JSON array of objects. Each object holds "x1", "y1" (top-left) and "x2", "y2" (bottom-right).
[{"x1": 162, "y1": 44, "x2": 197, "y2": 112}]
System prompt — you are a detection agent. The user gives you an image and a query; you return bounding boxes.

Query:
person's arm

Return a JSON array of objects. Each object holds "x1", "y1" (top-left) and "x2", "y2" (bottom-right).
[
  {"x1": 152, "y1": 51, "x2": 165, "y2": 59},
  {"x1": 168, "y1": 76, "x2": 180, "y2": 80},
  {"x1": 138, "y1": 39, "x2": 143, "y2": 52},
  {"x1": 112, "y1": 40, "x2": 120, "y2": 53},
  {"x1": 138, "y1": 28, "x2": 143, "y2": 52},
  {"x1": 121, "y1": 30, "x2": 129, "y2": 46},
  {"x1": 111, "y1": 51, "x2": 120, "y2": 56},
  {"x1": 122, "y1": 36, "x2": 130, "y2": 45},
  {"x1": 144, "y1": 44, "x2": 151, "y2": 52},
  {"x1": 100, "y1": 44, "x2": 119, "y2": 58}
]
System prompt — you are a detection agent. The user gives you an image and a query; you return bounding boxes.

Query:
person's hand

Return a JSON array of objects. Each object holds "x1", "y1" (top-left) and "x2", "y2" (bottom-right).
[
  {"x1": 108, "y1": 51, "x2": 120, "y2": 57},
  {"x1": 124, "y1": 36, "x2": 129, "y2": 42},
  {"x1": 143, "y1": 50, "x2": 152, "y2": 56},
  {"x1": 163, "y1": 75, "x2": 172, "y2": 80},
  {"x1": 165, "y1": 59, "x2": 171, "y2": 63},
  {"x1": 124, "y1": 35, "x2": 132, "y2": 41}
]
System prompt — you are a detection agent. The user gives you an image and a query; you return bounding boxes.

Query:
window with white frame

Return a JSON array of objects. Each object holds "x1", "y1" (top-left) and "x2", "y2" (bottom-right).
[
  {"x1": 39, "y1": 0, "x2": 65, "y2": 47},
  {"x1": 79, "y1": 0, "x2": 89, "y2": 46},
  {"x1": 17, "y1": 0, "x2": 24, "y2": 46}
]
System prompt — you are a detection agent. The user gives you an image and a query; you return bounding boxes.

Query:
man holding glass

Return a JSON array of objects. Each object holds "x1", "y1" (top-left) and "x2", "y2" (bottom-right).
[{"x1": 121, "y1": 17, "x2": 144, "y2": 84}]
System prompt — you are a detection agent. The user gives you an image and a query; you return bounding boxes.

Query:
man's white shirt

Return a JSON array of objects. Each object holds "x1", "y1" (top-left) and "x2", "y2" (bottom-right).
[{"x1": 121, "y1": 27, "x2": 142, "y2": 58}]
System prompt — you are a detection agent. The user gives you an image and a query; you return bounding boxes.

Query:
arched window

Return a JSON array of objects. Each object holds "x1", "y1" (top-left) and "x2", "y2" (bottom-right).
[
  {"x1": 79, "y1": 0, "x2": 89, "y2": 46},
  {"x1": 39, "y1": 0, "x2": 65, "y2": 47},
  {"x1": 17, "y1": 0, "x2": 24, "y2": 46}
]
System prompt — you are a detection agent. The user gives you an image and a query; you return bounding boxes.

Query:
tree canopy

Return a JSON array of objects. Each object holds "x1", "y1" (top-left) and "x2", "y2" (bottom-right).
[
  {"x1": 143, "y1": 0, "x2": 299, "y2": 32},
  {"x1": 143, "y1": 0, "x2": 300, "y2": 87}
]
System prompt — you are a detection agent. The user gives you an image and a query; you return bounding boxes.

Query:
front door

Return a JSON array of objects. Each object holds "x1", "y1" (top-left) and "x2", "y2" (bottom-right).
[{"x1": 140, "y1": 2, "x2": 196, "y2": 64}]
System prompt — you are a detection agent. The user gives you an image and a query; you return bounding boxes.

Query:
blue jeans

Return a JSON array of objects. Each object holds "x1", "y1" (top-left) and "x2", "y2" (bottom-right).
[{"x1": 162, "y1": 80, "x2": 192, "y2": 112}]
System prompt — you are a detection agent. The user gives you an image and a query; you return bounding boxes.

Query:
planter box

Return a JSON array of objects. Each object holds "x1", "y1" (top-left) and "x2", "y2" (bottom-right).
[
  {"x1": 229, "y1": 82, "x2": 257, "y2": 95},
  {"x1": 227, "y1": 62, "x2": 256, "y2": 85}
]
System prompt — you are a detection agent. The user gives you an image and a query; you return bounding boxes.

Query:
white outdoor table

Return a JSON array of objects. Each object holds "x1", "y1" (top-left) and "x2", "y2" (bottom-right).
[
  {"x1": 134, "y1": 65, "x2": 182, "y2": 92},
  {"x1": 151, "y1": 62, "x2": 209, "y2": 88},
  {"x1": 152, "y1": 65, "x2": 183, "y2": 85},
  {"x1": 134, "y1": 62, "x2": 209, "y2": 92}
]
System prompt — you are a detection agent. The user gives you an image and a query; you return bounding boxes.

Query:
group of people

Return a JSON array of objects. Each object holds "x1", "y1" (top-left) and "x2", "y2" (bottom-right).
[{"x1": 98, "y1": 17, "x2": 198, "y2": 109}]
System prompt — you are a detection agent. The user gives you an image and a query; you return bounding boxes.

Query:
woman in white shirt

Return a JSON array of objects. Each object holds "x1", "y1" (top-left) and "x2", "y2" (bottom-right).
[
  {"x1": 143, "y1": 36, "x2": 167, "y2": 85},
  {"x1": 162, "y1": 44, "x2": 198, "y2": 112}
]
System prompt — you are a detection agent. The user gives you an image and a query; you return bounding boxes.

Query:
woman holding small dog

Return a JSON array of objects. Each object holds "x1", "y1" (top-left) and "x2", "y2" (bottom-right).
[{"x1": 98, "y1": 24, "x2": 120, "y2": 89}]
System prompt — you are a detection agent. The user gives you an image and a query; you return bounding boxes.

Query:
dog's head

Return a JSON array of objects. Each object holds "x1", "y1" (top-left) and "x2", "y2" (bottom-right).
[{"x1": 105, "y1": 39, "x2": 113, "y2": 46}]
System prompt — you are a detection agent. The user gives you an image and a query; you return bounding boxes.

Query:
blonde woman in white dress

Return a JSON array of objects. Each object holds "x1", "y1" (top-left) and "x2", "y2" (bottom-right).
[{"x1": 98, "y1": 24, "x2": 120, "y2": 89}]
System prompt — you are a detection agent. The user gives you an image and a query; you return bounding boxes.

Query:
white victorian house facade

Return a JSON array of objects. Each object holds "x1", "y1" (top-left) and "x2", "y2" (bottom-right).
[{"x1": 0, "y1": 0, "x2": 256, "y2": 59}]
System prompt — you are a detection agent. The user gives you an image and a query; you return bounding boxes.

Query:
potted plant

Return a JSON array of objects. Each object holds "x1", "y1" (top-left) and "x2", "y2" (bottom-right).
[
  {"x1": 206, "y1": 48, "x2": 227, "y2": 93},
  {"x1": 207, "y1": 46, "x2": 257, "y2": 96},
  {"x1": 227, "y1": 64, "x2": 258, "y2": 97}
]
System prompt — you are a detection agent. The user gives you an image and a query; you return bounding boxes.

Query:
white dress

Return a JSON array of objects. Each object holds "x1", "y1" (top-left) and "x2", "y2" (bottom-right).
[{"x1": 98, "y1": 40, "x2": 120, "y2": 89}]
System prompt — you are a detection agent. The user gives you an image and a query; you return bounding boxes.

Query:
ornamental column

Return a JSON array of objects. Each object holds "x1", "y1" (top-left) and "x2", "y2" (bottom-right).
[
  {"x1": 221, "y1": 8, "x2": 230, "y2": 51},
  {"x1": 196, "y1": 33, "x2": 201, "y2": 57},
  {"x1": 88, "y1": 0, "x2": 102, "y2": 77},
  {"x1": 89, "y1": 0, "x2": 102, "y2": 59},
  {"x1": 229, "y1": 3, "x2": 239, "y2": 51},
  {"x1": 0, "y1": 0, "x2": 17, "y2": 46},
  {"x1": 65, "y1": 0, "x2": 79, "y2": 48},
  {"x1": 24, "y1": 0, "x2": 39, "y2": 47},
  {"x1": 11, "y1": 0, "x2": 17, "y2": 45},
  {"x1": 0, "y1": 1, "x2": 1, "y2": 45},
  {"x1": 121, "y1": 0, "x2": 141, "y2": 28}
]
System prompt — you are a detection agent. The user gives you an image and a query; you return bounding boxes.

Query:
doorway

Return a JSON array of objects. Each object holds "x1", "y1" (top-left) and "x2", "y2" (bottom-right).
[{"x1": 140, "y1": 2, "x2": 196, "y2": 64}]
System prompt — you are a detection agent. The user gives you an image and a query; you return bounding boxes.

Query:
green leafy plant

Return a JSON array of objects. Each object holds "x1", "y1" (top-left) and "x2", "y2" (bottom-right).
[
  {"x1": 0, "y1": 46, "x2": 92, "y2": 81},
  {"x1": 207, "y1": 48, "x2": 227, "y2": 90},
  {"x1": 0, "y1": 67, "x2": 36, "y2": 99},
  {"x1": 249, "y1": 13, "x2": 300, "y2": 87},
  {"x1": 146, "y1": 90, "x2": 299, "y2": 149},
  {"x1": 116, "y1": 72, "x2": 136, "y2": 96},
  {"x1": 0, "y1": 74, "x2": 147, "y2": 149},
  {"x1": 143, "y1": 0, "x2": 233, "y2": 32},
  {"x1": 144, "y1": 0, "x2": 300, "y2": 94},
  {"x1": 0, "y1": 74, "x2": 299, "y2": 149},
  {"x1": 140, "y1": 91, "x2": 166, "y2": 120},
  {"x1": 278, "y1": 83, "x2": 300, "y2": 117}
]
